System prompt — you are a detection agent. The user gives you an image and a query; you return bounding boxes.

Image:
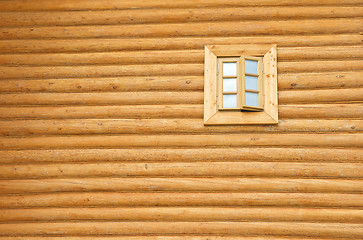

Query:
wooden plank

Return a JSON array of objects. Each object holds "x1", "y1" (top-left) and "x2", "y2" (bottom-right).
[
  {"x1": 1, "y1": 19, "x2": 362, "y2": 40},
  {"x1": 0, "y1": 207, "x2": 362, "y2": 223},
  {"x1": 278, "y1": 71, "x2": 363, "y2": 90},
  {"x1": 0, "y1": 105, "x2": 203, "y2": 119},
  {"x1": 0, "y1": 92, "x2": 203, "y2": 105},
  {"x1": 0, "y1": 237, "x2": 355, "y2": 240},
  {"x1": 0, "y1": 134, "x2": 362, "y2": 150},
  {"x1": 0, "y1": 64, "x2": 204, "y2": 80},
  {"x1": 8, "y1": 46, "x2": 362, "y2": 67},
  {"x1": 1, "y1": 71, "x2": 360, "y2": 94},
  {"x1": 1, "y1": 0, "x2": 363, "y2": 11},
  {"x1": 0, "y1": 221, "x2": 362, "y2": 237},
  {"x1": 1, "y1": 7, "x2": 363, "y2": 27},
  {"x1": 0, "y1": 103, "x2": 361, "y2": 120},
  {"x1": 0, "y1": 89, "x2": 361, "y2": 106},
  {"x1": 0, "y1": 34, "x2": 360, "y2": 53},
  {"x1": 1, "y1": 192, "x2": 362, "y2": 208},
  {"x1": 278, "y1": 60, "x2": 363, "y2": 73},
  {"x1": 1, "y1": 178, "x2": 362, "y2": 194},
  {"x1": 280, "y1": 103, "x2": 363, "y2": 119},
  {"x1": 0, "y1": 119, "x2": 362, "y2": 136},
  {"x1": 1, "y1": 162, "x2": 362, "y2": 179},
  {"x1": 279, "y1": 88, "x2": 363, "y2": 104},
  {"x1": 0, "y1": 76, "x2": 204, "y2": 93},
  {"x1": 1, "y1": 148, "x2": 361, "y2": 164}
]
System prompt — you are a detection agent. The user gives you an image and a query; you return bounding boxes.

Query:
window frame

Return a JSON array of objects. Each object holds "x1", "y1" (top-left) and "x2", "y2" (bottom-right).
[{"x1": 204, "y1": 44, "x2": 278, "y2": 125}]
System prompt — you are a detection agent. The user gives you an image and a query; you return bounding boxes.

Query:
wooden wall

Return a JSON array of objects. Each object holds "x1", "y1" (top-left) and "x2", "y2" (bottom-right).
[{"x1": 0, "y1": 0, "x2": 362, "y2": 239}]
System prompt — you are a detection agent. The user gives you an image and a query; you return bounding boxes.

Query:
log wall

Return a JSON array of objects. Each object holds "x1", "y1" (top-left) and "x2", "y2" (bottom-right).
[{"x1": 0, "y1": 0, "x2": 362, "y2": 239}]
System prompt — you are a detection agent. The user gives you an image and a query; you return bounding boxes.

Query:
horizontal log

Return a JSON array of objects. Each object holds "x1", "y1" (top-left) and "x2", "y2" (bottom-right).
[
  {"x1": 0, "y1": 119, "x2": 361, "y2": 136},
  {"x1": 1, "y1": 0, "x2": 362, "y2": 11},
  {"x1": 0, "y1": 105, "x2": 203, "y2": 119},
  {"x1": 1, "y1": 192, "x2": 362, "y2": 208},
  {"x1": 0, "y1": 134, "x2": 362, "y2": 150},
  {"x1": 1, "y1": 88, "x2": 361, "y2": 106},
  {"x1": 0, "y1": 76, "x2": 203, "y2": 93},
  {"x1": 1, "y1": 162, "x2": 362, "y2": 179},
  {"x1": 280, "y1": 103, "x2": 363, "y2": 118},
  {"x1": 278, "y1": 60, "x2": 363, "y2": 73},
  {"x1": 1, "y1": 71, "x2": 362, "y2": 93},
  {"x1": 2, "y1": 7, "x2": 363, "y2": 27},
  {"x1": 0, "y1": 92, "x2": 203, "y2": 105},
  {"x1": 0, "y1": 221, "x2": 362, "y2": 237},
  {"x1": 1, "y1": 61, "x2": 362, "y2": 80},
  {"x1": 1, "y1": 19, "x2": 362, "y2": 40},
  {"x1": 279, "y1": 71, "x2": 363, "y2": 90},
  {"x1": 0, "y1": 103, "x2": 361, "y2": 120},
  {"x1": 0, "y1": 237, "x2": 353, "y2": 240},
  {"x1": 1, "y1": 207, "x2": 362, "y2": 223},
  {"x1": 0, "y1": 34, "x2": 360, "y2": 53},
  {"x1": 279, "y1": 88, "x2": 363, "y2": 104},
  {"x1": 1, "y1": 178, "x2": 362, "y2": 194},
  {"x1": 0, "y1": 64, "x2": 203, "y2": 80},
  {"x1": 1, "y1": 46, "x2": 363, "y2": 67},
  {"x1": 0, "y1": 148, "x2": 361, "y2": 164}
]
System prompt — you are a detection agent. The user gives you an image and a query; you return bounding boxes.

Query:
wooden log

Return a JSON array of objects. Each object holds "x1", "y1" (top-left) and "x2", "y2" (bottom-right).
[
  {"x1": 279, "y1": 88, "x2": 363, "y2": 104},
  {"x1": 0, "y1": 76, "x2": 204, "y2": 93},
  {"x1": 278, "y1": 60, "x2": 363, "y2": 73},
  {"x1": 1, "y1": 0, "x2": 362, "y2": 11},
  {"x1": 0, "y1": 105, "x2": 203, "y2": 120},
  {"x1": 1, "y1": 162, "x2": 362, "y2": 179},
  {"x1": 0, "y1": 207, "x2": 362, "y2": 223},
  {"x1": 1, "y1": 46, "x2": 363, "y2": 67},
  {"x1": 0, "y1": 64, "x2": 204, "y2": 80},
  {"x1": 0, "y1": 148, "x2": 361, "y2": 164},
  {"x1": 0, "y1": 92, "x2": 203, "y2": 105},
  {"x1": 1, "y1": 192, "x2": 362, "y2": 208},
  {"x1": 1, "y1": 7, "x2": 363, "y2": 27},
  {"x1": 0, "y1": 71, "x2": 362, "y2": 93},
  {"x1": 0, "y1": 221, "x2": 362, "y2": 237},
  {"x1": 0, "y1": 178, "x2": 362, "y2": 194},
  {"x1": 0, "y1": 50, "x2": 204, "y2": 66},
  {"x1": 0, "y1": 88, "x2": 360, "y2": 106},
  {"x1": 278, "y1": 71, "x2": 363, "y2": 90},
  {"x1": 0, "y1": 237, "x2": 354, "y2": 240},
  {"x1": 0, "y1": 134, "x2": 362, "y2": 150},
  {"x1": 0, "y1": 34, "x2": 360, "y2": 53},
  {"x1": 1, "y1": 19, "x2": 362, "y2": 40},
  {"x1": 0, "y1": 103, "x2": 361, "y2": 120},
  {"x1": 280, "y1": 103, "x2": 363, "y2": 119},
  {"x1": 0, "y1": 119, "x2": 361, "y2": 136}
]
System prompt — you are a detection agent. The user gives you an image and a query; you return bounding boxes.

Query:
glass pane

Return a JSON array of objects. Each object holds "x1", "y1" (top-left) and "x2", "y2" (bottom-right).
[
  {"x1": 245, "y1": 60, "x2": 258, "y2": 75},
  {"x1": 223, "y1": 62, "x2": 237, "y2": 76},
  {"x1": 245, "y1": 76, "x2": 258, "y2": 91},
  {"x1": 223, "y1": 78, "x2": 237, "y2": 92},
  {"x1": 223, "y1": 94, "x2": 237, "y2": 108},
  {"x1": 245, "y1": 92, "x2": 259, "y2": 107}
]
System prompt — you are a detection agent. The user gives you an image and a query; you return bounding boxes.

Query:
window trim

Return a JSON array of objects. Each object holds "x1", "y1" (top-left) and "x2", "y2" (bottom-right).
[{"x1": 204, "y1": 44, "x2": 278, "y2": 125}]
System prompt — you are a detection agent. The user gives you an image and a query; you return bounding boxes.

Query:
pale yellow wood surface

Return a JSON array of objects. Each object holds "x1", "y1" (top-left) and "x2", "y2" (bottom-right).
[{"x1": 0, "y1": 1, "x2": 362, "y2": 239}]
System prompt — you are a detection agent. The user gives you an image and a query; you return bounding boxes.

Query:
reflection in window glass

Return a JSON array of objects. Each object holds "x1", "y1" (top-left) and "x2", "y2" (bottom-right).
[
  {"x1": 245, "y1": 92, "x2": 259, "y2": 107},
  {"x1": 223, "y1": 78, "x2": 237, "y2": 92},
  {"x1": 245, "y1": 76, "x2": 258, "y2": 91},
  {"x1": 223, "y1": 62, "x2": 237, "y2": 76},
  {"x1": 245, "y1": 60, "x2": 258, "y2": 75},
  {"x1": 223, "y1": 94, "x2": 237, "y2": 108}
]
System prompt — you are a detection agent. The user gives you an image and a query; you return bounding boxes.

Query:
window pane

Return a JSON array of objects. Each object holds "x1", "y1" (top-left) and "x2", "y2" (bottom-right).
[
  {"x1": 245, "y1": 60, "x2": 258, "y2": 75},
  {"x1": 245, "y1": 76, "x2": 258, "y2": 91},
  {"x1": 223, "y1": 62, "x2": 237, "y2": 76},
  {"x1": 223, "y1": 94, "x2": 237, "y2": 108},
  {"x1": 245, "y1": 92, "x2": 259, "y2": 107},
  {"x1": 223, "y1": 78, "x2": 237, "y2": 92}
]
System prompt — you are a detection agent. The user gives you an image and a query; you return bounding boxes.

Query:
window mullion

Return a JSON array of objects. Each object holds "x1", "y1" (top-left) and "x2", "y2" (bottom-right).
[{"x1": 239, "y1": 56, "x2": 245, "y2": 109}]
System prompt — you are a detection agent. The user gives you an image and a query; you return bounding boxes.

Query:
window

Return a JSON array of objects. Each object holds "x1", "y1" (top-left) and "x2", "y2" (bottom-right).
[{"x1": 204, "y1": 44, "x2": 278, "y2": 125}]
